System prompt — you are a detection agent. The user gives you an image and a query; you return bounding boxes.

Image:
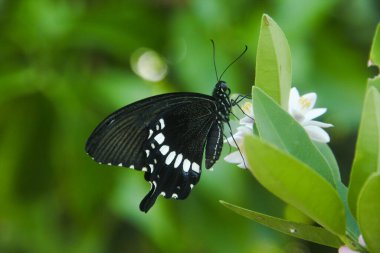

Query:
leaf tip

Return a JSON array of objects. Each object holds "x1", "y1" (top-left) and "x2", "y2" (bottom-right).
[
  {"x1": 262, "y1": 14, "x2": 272, "y2": 26},
  {"x1": 219, "y1": 200, "x2": 231, "y2": 208}
]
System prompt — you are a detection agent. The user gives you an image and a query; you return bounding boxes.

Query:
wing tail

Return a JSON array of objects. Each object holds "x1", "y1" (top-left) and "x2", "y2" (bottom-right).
[{"x1": 139, "y1": 183, "x2": 160, "y2": 212}]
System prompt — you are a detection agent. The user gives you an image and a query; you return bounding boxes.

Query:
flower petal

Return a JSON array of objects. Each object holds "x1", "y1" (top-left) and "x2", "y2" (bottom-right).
[
  {"x1": 302, "y1": 92, "x2": 317, "y2": 109},
  {"x1": 358, "y1": 235, "x2": 366, "y2": 248},
  {"x1": 225, "y1": 136, "x2": 238, "y2": 147},
  {"x1": 224, "y1": 151, "x2": 243, "y2": 164},
  {"x1": 237, "y1": 160, "x2": 249, "y2": 169},
  {"x1": 304, "y1": 125, "x2": 331, "y2": 143},
  {"x1": 290, "y1": 109, "x2": 306, "y2": 122},
  {"x1": 225, "y1": 131, "x2": 247, "y2": 147},
  {"x1": 304, "y1": 108, "x2": 327, "y2": 121},
  {"x1": 240, "y1": 116, "x2": 254, "y2": 127},
  {"x1": 303, "y1": 120, "x2": 333, "y2": 128},
  {"x1": 289, "y1": 87, "x2": 300, "y2": 111},
  {"x1": 236, "y1": 126, "x2": 252, "y2": 135}
]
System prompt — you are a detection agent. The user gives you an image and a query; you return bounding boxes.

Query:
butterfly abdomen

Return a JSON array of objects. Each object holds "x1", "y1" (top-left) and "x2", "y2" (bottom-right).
[{"x1": 205, "y1": 122, "x2": 224, "y2": 169}]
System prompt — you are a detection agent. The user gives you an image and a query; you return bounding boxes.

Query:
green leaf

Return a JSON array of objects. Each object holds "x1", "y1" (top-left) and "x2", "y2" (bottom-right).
[
  {"x1": 314, "y1": 143, "x2": 341, "y2": 183},
  {"x1": 348, "y1": 87, "x2": 380, "y2": 217},
  {"x1": 244, "y1": 135, "x2": 346, "y2": 236},
  {"x1": 357, "y1": 173, "x2": 380, "y2": 252},
  {"x1": 220, "y1": 201, "x2": 342, "y2": 248},
  {"x1": 255, "y1": 14, "x2": 291, "y2": 109},
  {"x1": 368, "y1": 77, "x2": 380, "y2": 91},
  {"x1": 369, "y1": 24, "x2": 380, "y2": 67},
  {"x1": 315, "y1": 143, "x2": 360, "y2": 238},
  {"x1": 335, "y1": 182, "x2": 361, "y2": 240},
  {"x1": 252, "y1": 87, "x2": 338, "y2": 187},
  {"x1": 368, "y1": 23, "x2": 380, "y2": 106}
]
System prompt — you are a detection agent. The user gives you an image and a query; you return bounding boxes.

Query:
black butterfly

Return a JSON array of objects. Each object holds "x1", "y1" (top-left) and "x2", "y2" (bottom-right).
[{"x1": 85, "y1": 44, "x2": 247, "y2": 212}]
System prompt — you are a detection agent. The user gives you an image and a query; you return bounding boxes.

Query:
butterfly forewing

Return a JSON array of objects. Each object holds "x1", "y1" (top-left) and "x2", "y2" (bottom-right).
[{"x1": 86, "y1": 93, "x2": 213, "y2": 168}]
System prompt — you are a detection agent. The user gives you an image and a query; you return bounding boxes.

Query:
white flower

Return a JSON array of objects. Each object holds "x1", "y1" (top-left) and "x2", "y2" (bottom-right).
[
  {"x1": 224, "y1": 87, "x2": 333, "y2": 169},
  {"x1": 338, "y1": 246, "x2": 361, "y2": 253},
  {"x1": 358, "y1": 235, "x2": 366, "y2": 248},
  {"x1": 224, "y1": 102, "x2": 254, "y2": 169},
  {"x1": 288, "y1": 87, "x2": 333, "y2": 143}
]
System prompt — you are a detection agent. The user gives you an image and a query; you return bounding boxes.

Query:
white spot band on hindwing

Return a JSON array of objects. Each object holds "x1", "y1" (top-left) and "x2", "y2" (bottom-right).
[
  {"x1": 183, "y1": 159, "x2": 191, "y2": 172},
  {"x1": 165, "y1": 151, "x2": 176, "y2": 165},
  {"x1": 154, "y1": 133, "x2": 165, "y2": 144},
  {"x1": 174, "y1": 153, "x2": 183, "y2": 168},
  {"x1": 148, "y1": 129, "x2": 153, "y2": 139},
  {"x1": 191, "y1": 162, "x2": 200, "y2": 173},
  {"x1": 148, "y1": 164, "x2": 154, "y2": 172},
  {"x1": 159, "y1": 118, "x2": 165, "y2": 129},
  {"x1": 159, "y1": 145, "x2": 169, "y2": 155}
]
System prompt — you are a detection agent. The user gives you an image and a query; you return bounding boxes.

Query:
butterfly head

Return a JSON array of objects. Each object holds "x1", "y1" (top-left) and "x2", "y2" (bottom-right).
[
  {"x1": 213, "y1": 80, "x2": 230, "y2": 96},
  {"x1": 213, "y1": 80, "x2": 232, "y2": 122}
]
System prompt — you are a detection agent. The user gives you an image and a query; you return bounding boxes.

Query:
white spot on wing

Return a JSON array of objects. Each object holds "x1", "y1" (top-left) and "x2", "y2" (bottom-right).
[
  {"x1": 142, "y1": 167, "x2": 148, "y2": 172},
  {"x1": 107, "y1": 162, "x2": 112, "y2": 165},
  {"x1": 190, "y1": 184, "x2": 194, "y2": 189},
  {"x1": 148, "y1": 164, "x2": 154, "y2": 172},
  {"x1": 145, "y1": 150, "x2": 150, "y2": 157},
  {"x1": 159, "y1": 118, "x2": 165, "y2": 129},
  {"x1": 191, "y1": 162, "x2": 200, "y2": 173},
  {"x1": 151, "y1": 143, "x2": 155, "y2": 149},
  {"x1": 160, "y1": 145, "x2": 169, "y2": 155},
  {"x1": 148, "y1": 129, "x2": 153, "y2": 139},
  {"x1": 172, "y1": 193, "x2": 178, "y2": 199},
  {"x1": 118, "y1": 163, "x2": 123, "y2": 167},
  {"x1": 174, "y1": 153, "x2": 183, "y2": 168},
  {"x1": 165, "y1": 151, "x2": 176, "y2": 165},
  {"x1": 154, "y1": 133, "x2": 165, "y2": 144},
  {"x1": 161, "y1": 192, "x2": 166, "y2": 196},
  {"x1": 183, "y1": 159, "x2": 191, "y2": 172},
  {"x1": 129, "y1": 165, "x2": 135, "y2": 169}
]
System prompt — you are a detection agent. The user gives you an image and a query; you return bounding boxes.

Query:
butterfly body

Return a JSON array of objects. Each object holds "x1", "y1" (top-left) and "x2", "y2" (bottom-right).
[{"x1": 86, "y1": 81, "x2": 232, "y2": 212}]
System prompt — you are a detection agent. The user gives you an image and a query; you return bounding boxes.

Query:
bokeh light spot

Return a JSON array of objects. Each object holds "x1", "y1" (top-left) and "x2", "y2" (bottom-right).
[{"x1": 131, "y1": 48, "x2": 168, "y2": 82}]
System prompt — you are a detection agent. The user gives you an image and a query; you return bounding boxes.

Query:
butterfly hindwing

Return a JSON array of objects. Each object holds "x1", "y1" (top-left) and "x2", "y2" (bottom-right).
[{"x1": 139, "y1": 98, "x2": 218, "y2": 212}]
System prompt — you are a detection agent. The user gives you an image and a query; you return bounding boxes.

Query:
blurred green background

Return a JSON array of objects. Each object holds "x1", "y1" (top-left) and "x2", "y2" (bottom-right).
[{"x1": 0, "y1": 0, "x2": 379, "y2": 253}]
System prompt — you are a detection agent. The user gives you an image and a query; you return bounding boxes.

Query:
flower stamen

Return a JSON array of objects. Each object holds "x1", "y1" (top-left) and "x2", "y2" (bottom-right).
[{"x1": 299, "y1": 96, "x2": 312, "y2": 111}]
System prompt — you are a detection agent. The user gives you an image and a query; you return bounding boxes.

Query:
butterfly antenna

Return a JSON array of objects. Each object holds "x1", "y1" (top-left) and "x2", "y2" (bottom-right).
[
  {"x1": 219, "y1": 45, "x2": 248, "y2": 81},
  {"x1": 226, "y1": 121, "x2": 249, "y2": 169},
  {"x1": 211, "y1": 40, "x2": 219, "y2": 81}
]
